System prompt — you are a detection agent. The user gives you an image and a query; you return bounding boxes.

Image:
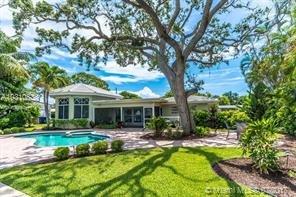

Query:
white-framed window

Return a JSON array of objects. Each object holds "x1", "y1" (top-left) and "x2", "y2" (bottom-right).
[
  {"x1": 171, "y1": 106, "x2": 178, "y2": 115},
  {"x1": 74, "y1": 98, "x2": 89, "y2": 118},
  {"x1": 58, "y1": 98, "x2": 69, "y2": 119}
]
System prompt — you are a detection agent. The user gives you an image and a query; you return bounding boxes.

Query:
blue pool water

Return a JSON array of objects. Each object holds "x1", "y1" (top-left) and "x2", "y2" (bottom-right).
[{"x1": 18, "y1": 132, "x2": 109, "y2": 147}]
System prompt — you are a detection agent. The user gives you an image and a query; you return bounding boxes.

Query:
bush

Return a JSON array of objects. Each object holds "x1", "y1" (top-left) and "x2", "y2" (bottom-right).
[
  {"x1": 0, "y1": 118, "x2": 10, "y2": 129},
  {"x1": 218, "y1": 110, "x2": 250, "y2": 128},
  {"x1": 193, "y1": 110, "x2": 210, "y2": 127},
  {"x1": 54, "y1": 147, "x2": 70, "y2": 160},
  {"x1": 195, "y1": 126, "x2": 210, "y2": 137},
  {"x1": 165, "y1": 127, "x2": 183, "y2": 140},
  {"x1": 1, "y1": 127, "x2": 25, "y2": 135},
  {"x1": 71, "y1": 119, "x2": 89, "y2": 128},
  {"x1": 111, "y1": 140, "x2": 124, "y2": 152},
  {"x1": 147, "y1": 117, "x2": 168, "y2": 136},
  {"x1": 240, "y1": 119, "x2": 279, "y2": 174},
  {"x1": 92, "y1": 141, "x2": 108, "y2": 154},
  {"x1": 76, "y1": 144, "x2": 90, "y2": 157}
]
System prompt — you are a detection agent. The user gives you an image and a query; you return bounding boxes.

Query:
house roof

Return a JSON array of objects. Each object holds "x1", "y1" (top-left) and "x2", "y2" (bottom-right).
[
  {"x1": 92, "y1": 95, "x2": 217, "y2": 105},
  {"x1": 163, "y1": 95, "x2": 217, "y2": 104},
  {"x1": 49, "y1": 83, "x2": 123, "y2": 99}
]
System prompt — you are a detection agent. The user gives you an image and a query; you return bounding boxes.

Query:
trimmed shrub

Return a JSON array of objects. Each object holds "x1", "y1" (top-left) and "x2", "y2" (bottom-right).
[
  {"x1": 195, "y1": 126, "x2": 210, "y2": 137},
  {"x1": 147, "y1": 117, "x2": 168, "y2": 137},
  {"x1": 240, "y1": 119, "x2": 279, "y2": 174},
  {"x1": 92, "y1": 141, "x2": 108, "y2": 154},
  {"x1": 76, "y1": 144, "x2": 90, "y2": 157},
  {"x1": 54, "y1": 147, "x2": 70, "y2": 160},
  {"x1": 111, "y1": 140, "x2": 124, "y2": 152},
  {"x1": 1, "y1": 127, "x2": 25, "y2": 135}
]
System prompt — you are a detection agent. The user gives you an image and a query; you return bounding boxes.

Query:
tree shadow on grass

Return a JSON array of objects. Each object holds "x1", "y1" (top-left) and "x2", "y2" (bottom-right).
[
  {"x1": 0, "y1": 147, "x2": 251, "y2": 196},
  {"x1": 183, "y1": 147, "x2": 247, "y2": 197}
]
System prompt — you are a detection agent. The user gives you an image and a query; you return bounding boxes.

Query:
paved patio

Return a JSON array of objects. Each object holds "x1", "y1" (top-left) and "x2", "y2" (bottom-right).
[{"x1": 0, "y1": 129, "x2": 238, "y2": 170}]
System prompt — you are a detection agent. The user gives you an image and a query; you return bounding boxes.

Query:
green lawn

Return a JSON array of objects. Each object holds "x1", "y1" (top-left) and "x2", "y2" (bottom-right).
[
  {"x1": 24, "y1": 124, "x2": 47, "y2": 132},
  {"x1": 0, "y1": 147, "x2": 263, "y2": 196}
]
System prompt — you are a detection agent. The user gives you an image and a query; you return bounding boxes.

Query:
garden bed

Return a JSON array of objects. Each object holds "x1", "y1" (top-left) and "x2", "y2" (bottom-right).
[
  {"x1": 140, "y1": 132, "x2": 217, "y2": 140},
  {"x1": 213, "y1": 157, "x2": 296, "y2": 197}
]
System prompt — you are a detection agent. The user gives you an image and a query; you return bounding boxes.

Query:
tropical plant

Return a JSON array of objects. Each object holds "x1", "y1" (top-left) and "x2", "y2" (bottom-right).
[
  {"x1": 0, "y1": 31, "x2": 30, "y2": 81},
  {"x1": 10, "y1": 0, "x2": 268, "y2": 135},
  {"x1": 71, "y1": 72, "x2": 109, "y2": 90},
  {"x1": 147, "y1": 117, "x2": 168, "y2": 137},
  {"x1": 240, "y1": 119, "x2": 279, "y2": 174},
  {"x1": 0, "y1": 31, "x2": 38, "y2": 128},
  {"x1": 29, "y1": 62, "x2": 69, "y2": 128}
]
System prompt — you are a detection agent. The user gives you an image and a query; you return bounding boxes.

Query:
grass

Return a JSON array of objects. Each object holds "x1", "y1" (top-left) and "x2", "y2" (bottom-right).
[
  {"x1": 24, "y1": 124, "x2": 47, "y2": 132},
  {"x1": 0, "y1": 147, "x2": 263, "y2": 196}
]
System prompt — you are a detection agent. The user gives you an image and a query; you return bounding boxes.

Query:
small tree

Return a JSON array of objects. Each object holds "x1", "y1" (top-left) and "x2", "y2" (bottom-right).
[
  {"x1": 240, "y1": 119, "x2": 279, "y2": 174},
  {"x1": 30, "y1": 62, "x2": 69, "y2": 128},
  {"x1": 10, "y1": 0, "x2": 267, "y2": 134}
]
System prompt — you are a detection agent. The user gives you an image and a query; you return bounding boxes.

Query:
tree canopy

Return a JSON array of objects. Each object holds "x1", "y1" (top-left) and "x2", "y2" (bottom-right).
[
  {"x1": 71, "y1": 72, "x2": 109, "y2": 90},
  {"x1": 9, "y1": 0, "x2": 270, "y2": 134},
  {"x1": 120, "y1": 91, "x2": 141, "y2": 99},
  {"x1": 0, "y1": 30, "x2": 39, "y2": 129},
  {"x1": 240, "y1": 3, "x2": 296, "y2": 136}
]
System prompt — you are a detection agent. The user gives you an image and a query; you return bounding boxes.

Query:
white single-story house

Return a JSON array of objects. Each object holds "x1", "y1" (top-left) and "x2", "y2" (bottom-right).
[{"x1": 50, "y1": 83, "x2": 217, "y2": 128}]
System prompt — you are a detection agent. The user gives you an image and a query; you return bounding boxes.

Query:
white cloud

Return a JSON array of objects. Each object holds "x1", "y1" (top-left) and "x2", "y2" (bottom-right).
[
  {"x1": 119, "y1": 87, "x2": 160, "y2": 98},
  {"x1": 99, "y1": 61, "x2": 164, "y2": 84}
]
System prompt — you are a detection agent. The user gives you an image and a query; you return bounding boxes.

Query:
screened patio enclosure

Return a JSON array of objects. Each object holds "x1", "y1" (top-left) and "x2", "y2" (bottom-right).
[
  {"x1": 94, "y1": 108, "x2": 121, "y2": 124},
  {"x1": 94, "y1": 106, "x2": 158, "y2": 127}
]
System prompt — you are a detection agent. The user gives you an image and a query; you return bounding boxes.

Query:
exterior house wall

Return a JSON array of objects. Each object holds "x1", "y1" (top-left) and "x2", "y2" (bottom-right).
[
  {"x1": 55, "y1": 95, "x2": 115, "y2": 121},
  {"x1": 161, "y1": 103, "x2": 210, "y2": 117}
]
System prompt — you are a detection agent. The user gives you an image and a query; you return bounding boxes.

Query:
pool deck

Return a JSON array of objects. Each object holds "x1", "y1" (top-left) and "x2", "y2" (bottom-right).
[{"x1": 0, "y1": 129, "x2": 238, "y2": 170}]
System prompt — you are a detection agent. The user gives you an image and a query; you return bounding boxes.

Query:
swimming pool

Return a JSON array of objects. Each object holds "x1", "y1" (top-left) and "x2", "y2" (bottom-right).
[{"x1": 17, "y1": 132, "x2": 110, "y2": 147}]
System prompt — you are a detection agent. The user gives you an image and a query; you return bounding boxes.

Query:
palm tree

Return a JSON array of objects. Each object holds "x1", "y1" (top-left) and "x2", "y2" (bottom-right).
[
  {"x1": 0, "y1": 31, "x2": 30, "y2": 86},
  {"x1": 30, "y1": 62, "x2": 69, "y2": 128}
]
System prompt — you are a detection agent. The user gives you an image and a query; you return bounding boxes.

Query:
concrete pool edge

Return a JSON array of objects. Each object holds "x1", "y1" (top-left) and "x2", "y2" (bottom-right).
[{"x1": 15, "y1": 130, "x2": 112, "y2": 148}]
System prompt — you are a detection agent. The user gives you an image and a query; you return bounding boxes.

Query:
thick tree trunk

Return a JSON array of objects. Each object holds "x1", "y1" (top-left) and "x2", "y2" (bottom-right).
[
  {"x1": 43, "y1": 90, "x2": 50, "y2": 128},
  {"x1": 170, "y1": 75, "x2": 195, "y2": 135}
]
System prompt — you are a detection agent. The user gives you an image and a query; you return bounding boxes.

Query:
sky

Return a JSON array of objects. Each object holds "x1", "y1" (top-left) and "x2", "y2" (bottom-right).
[{"x1": 0, "y1": 0, "x2": 273, "y2": 98}]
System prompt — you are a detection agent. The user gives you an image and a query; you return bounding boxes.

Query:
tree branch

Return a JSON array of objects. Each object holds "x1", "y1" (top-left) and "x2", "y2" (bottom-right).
[
  {"x1": 184, "y1": 0, "x2": 228, "y2": 59},
  {"x1": 167, "y1": 0, "x2": 181, "y2": 32}
]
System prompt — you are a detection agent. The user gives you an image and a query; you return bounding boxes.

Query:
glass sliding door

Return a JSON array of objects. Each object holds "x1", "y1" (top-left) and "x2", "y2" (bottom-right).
[
  {"x1": 144, "y1": 108, "x2": 152, "y2": 124},
  {"x1": 123, "y1": 107, "x2": 143, "y2": 127}
]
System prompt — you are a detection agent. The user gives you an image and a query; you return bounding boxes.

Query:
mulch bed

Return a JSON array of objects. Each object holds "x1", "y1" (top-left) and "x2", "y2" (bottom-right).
[
  {"x1": 214, "y1": 137, "x2": 296, "y2": 197},
  {"x1": 140, "y1": 132, "x2": 217, "y2": 140}
]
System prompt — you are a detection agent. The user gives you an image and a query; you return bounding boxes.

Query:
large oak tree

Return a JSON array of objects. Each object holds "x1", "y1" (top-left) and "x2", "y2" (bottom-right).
[{"x1": 9, "y1": 0, "x2": 267, "y2": 134}]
